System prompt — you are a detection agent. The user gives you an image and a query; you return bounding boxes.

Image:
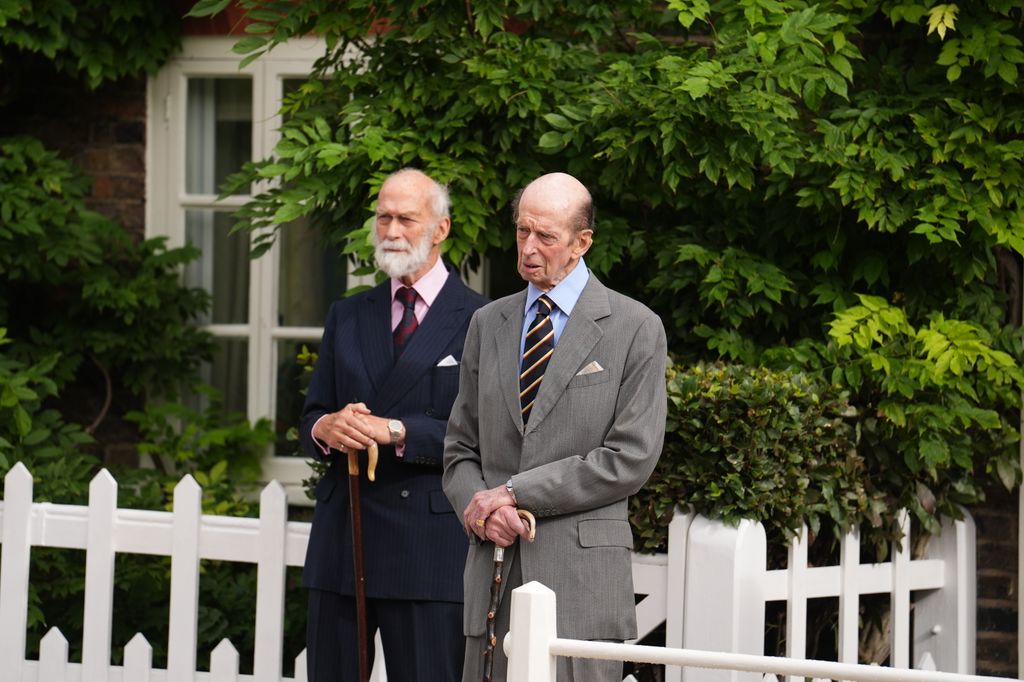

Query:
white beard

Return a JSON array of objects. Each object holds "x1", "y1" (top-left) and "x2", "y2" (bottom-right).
[{"x1": 374, "y1": 224, "x2": 437, "y2": 279}]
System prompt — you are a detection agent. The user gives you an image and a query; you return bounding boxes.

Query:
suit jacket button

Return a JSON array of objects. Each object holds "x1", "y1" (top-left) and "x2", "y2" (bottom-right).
[
  {"x1": 425, "y1": 408, "x2": 436, "y2": 417},
  {"x1": 400, "y1": 490, "x2": 410, "y2": 498}
]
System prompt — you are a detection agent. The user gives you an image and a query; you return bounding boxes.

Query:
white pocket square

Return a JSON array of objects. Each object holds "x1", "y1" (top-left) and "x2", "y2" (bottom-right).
[
  {"x1": 575, "y1": 360, "x2": 604, "y2": 376},
  {"x1": 436, "y1": 354, "x2": 459, "y2": 367}
]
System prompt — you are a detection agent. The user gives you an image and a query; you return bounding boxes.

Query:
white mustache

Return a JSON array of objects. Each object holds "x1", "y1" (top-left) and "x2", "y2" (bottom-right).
[{"x1": 379, "y1": 238, "x2": 411, "y2": 251}]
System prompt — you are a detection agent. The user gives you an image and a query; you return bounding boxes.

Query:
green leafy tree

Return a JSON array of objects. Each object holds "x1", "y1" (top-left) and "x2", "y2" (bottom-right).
[
  {"x1": 199, "y1": 0, "x2": 1024, "y2": 542},
  {"x1": 0, "y1": 0, "x2": 180, "y2": 99}
]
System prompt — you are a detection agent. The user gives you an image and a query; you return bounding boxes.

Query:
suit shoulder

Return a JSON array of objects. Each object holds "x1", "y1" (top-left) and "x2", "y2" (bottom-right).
[
  {"x1": 325, "y1": 281, "x2": 384, "y2": 313},
  {"x1": 442, "y1": 270, "x2": 489, "y2": 310},
  {"x1": 604, "y1": 288, "x2": 665, "y2": 331}
]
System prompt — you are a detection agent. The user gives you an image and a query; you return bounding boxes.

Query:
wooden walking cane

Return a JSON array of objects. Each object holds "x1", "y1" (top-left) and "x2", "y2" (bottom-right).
[
  {"x1": 347, "y1": 441, "x2": 378, "y2": 682},
  {"x1": 483, "y1": 508, "x2": 536, "y2": 682}
]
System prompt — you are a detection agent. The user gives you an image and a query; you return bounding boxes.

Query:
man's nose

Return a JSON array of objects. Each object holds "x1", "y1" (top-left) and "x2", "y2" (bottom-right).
[
  {"x1": 382, "y1": 220, "x2": 403, "y2": 241},
  {"x1": 521, "y1": 233, "x2": 538, "y2": 254}
]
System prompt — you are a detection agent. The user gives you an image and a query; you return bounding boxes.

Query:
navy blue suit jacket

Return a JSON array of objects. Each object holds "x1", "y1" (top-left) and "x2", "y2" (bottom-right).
[{"x1": 301, "y1": 269, "x2": 488, "y2": 603}]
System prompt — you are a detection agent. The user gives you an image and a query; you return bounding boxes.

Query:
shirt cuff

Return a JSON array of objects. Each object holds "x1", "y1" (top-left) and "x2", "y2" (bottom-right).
[{"x1": 311, "y1": 414, "x2": 331, "y2": 455}]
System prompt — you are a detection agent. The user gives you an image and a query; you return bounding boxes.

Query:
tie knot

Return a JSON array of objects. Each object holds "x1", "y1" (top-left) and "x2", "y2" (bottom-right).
[
  {"x1": 396, "y1": 286, "x2": 417, "y2": 308},
  {"x1": 537, "y1": 295, "x2": 554, "y2": 315}
]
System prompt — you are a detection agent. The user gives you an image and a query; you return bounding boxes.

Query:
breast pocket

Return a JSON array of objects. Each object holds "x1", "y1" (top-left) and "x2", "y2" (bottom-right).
[
  {"x1": 430, "y1": 364, "x2": 462, "y2": 417},
  {"x1": 567, "y1": 368, "x2": 612, "y2": 389}
]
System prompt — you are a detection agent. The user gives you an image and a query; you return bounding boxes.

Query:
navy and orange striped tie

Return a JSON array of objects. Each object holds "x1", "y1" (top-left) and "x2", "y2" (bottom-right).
[
  {"x1": 519, "y1": 295, "x2": 555, "y2": 423},
  {"x1": 393, "y1": 286, "x2": 418, "y2": 355}
]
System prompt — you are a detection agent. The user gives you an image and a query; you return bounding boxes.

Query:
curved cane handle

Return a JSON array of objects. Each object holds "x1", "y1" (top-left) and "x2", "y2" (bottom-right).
[
  {"x1": 346, "y1": 443, "x2": 379, "y2": 482},
  {"x1": 516, "y1": 509, "x2": 537, "y2": 542}
]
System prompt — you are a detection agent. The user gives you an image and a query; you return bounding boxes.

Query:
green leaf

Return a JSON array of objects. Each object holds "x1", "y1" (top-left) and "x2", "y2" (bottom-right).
[
  {"x1": 537, "y1": 131, "x2": 566, "y2": 151},
  {"x1": 543, "y1": 113, "x2": 573, "y2": 131},
  {"x1": 185, "y1": 0, "x2": 231, "y2": 18}
]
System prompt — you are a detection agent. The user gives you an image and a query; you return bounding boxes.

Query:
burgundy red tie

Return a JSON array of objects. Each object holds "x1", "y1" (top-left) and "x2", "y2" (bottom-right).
[{"x1": 393, "y1": 286, "x2": 419, "y2": 355}]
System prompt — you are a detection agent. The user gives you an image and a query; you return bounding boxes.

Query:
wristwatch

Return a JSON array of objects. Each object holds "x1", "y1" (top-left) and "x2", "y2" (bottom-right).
[
  {"x1": 505, "y1": 477, "x2": 517, "y2": 505},
  {"x1": 387, "y1": 418, "x2": 404, "y2": 444}
]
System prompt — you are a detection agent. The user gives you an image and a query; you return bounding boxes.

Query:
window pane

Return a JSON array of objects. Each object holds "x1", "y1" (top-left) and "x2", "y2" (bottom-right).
[
  {"x1": 278, "y1": 217, "x2": 348, "y2": 327},
  {"x1": 190, "y1": 338, "x2": 248, "y2": 417},
  {"x1": 275, "y1": 339, "x2": 317, "y2": 455},
  {"x1": 185, "y1": 209, "x2": 250, "y2": 325},
  {"x1": 186, "y1": 78, "x2": 252, "y2": 195}
]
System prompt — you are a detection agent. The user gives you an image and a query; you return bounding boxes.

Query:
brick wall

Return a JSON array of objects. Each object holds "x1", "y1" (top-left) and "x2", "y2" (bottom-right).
[{"x1": 1, "y1": 71, "x2": 148, "y2": 239}]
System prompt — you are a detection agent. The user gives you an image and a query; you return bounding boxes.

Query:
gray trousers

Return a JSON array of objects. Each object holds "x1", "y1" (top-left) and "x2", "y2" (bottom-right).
[{"x1": 461, "y1": 553, "x2": 623, "y2": 682}]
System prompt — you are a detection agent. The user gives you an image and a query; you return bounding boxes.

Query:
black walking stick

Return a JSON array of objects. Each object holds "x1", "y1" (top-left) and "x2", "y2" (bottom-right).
[
  {"x1": 347, "y1": 441, "x2": 378, "y2": 682},
  {"x1": 483, "y1": 508, "x2": 536, "y2": 682}
]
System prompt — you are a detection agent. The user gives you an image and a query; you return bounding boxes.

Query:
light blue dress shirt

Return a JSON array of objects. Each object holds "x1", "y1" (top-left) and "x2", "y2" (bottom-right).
[{"x1": 519, "y1": 257, "x2": 590, "y2": 365}]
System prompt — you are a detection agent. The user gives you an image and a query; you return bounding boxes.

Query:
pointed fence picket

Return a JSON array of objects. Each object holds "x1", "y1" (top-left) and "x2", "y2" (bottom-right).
[{"x1": 0, "y1": 462, "x2": 977, "y2": 682}]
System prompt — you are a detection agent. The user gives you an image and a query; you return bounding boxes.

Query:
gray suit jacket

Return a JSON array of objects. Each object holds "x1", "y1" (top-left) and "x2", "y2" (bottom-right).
[{"x1": 443, "y1": 273, "x2": 667, "y2": 640}]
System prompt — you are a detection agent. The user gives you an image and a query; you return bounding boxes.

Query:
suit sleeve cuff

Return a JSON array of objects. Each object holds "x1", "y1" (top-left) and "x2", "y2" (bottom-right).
[{"x1": 311, "y1": 414, "x2": 330, "y2": 455}]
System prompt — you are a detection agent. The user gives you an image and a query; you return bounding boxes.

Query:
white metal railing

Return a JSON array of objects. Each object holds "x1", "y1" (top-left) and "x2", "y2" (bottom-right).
[
  {"x1": 505, "y1": 581, "x2": 1013, "y2": 682},
  {"x1": 0, "y1": 462, "x2": 979, "y2": 682}
]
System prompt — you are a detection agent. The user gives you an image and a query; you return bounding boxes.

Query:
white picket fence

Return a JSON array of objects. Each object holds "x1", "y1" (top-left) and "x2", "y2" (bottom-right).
[
  {"x1": 0, "y1": 463, "x2": 977, "y2": 682},
  {"x1": 631, "y1": 510, "x2": 976, "y2": 682}
]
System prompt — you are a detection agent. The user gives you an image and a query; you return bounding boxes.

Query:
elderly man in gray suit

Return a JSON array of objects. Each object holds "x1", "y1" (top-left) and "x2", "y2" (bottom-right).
[{"x1": 443, "y1": 172, "x2": 667, "y2": 681}]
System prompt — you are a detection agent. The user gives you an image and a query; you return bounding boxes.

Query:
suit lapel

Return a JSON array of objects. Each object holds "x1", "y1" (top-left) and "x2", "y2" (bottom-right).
[
  {"x1": 357, "y1": 281, "x2": 395, "y2": 397},
  {"x1": 373, "y1": 272, "x2": 470, "y2": 415},
  {"x1": 495, "y1": 292, "x2": 528, "y2": 433},
  {"x1": 523, "y1": 274, "x2": 611, "y2": 435}
]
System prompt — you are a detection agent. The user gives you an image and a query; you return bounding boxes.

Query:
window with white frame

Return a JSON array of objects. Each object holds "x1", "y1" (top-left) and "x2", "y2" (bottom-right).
[{"x1": 147, "y1": 37, "x2": 374, "y2": 503}]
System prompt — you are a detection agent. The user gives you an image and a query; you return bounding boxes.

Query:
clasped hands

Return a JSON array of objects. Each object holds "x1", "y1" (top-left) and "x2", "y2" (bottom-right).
[
  {"x1": 462, "y1": 485, "x2": 533, "y2": 548},
  {"x1": 313, "y1": 402, "x2": 391, "y2": 454}
]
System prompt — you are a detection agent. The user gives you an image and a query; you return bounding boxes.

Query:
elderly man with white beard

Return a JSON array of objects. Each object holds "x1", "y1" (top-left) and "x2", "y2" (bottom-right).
[{"x1": 300, "y1": 168, "x2": 489, "y2": 682}]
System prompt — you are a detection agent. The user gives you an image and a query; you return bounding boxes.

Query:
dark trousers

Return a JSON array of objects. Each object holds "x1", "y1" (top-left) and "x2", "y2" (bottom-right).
[{"x1": 307, "y1": 589, "x2": 464, "y2": 682}]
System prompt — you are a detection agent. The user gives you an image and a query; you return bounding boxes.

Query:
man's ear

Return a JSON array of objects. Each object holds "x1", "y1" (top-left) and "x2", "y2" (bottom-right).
[
  {"x1": 433, "y1": 216, "x2": 451, "y2": 245},
  {"x1": 573, "y1": 229, "x2": 594, "y2": 258}
]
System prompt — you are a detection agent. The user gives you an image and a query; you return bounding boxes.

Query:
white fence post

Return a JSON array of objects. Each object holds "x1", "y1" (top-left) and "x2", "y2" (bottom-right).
[
  {"x1": 838, "y1": 524, "x2": 861, "y2": 665},
  {"x1": 124, "y1": 632, "x2": 153, "y2": 682},
  {"x1": 913, "y1": 515, "x2": 977, "y2": 674},
  {"x1": 294, "y1": 649, "x2": 308, "y2": 682},
  {"x1": 682, "y1": 516, "x2": 766, "y2": 682},
  {"x1": 39, "y1": 627, "x2": 69, "y2": 682},
  {"x1": 211, "y1": 638, "x2": 241, "y2": 681},
  {"x1": 82, "y1": 470, "x2": 118, "y2": 680},
  {"x1": 891, "y1": 510, "x2": 912, "y2": 668},
  {"x1": 167, "y1": 475, "x2": 202, "y2": 682},
  {"x1": 664, "y1": 509, "x2": 694, "y2": 682},
  {"x1": 785, "y1": 525, "x2": 809, "y2": 682},
  {"x1": 0, "y1": 463, "x2": 33, "y2": 682},
  {"x1": 254, "y1": 481, "x2": 288, "y2": 682},
  {"x1": 506, "y1": 581, "x2": 558, "y2": 682}
]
